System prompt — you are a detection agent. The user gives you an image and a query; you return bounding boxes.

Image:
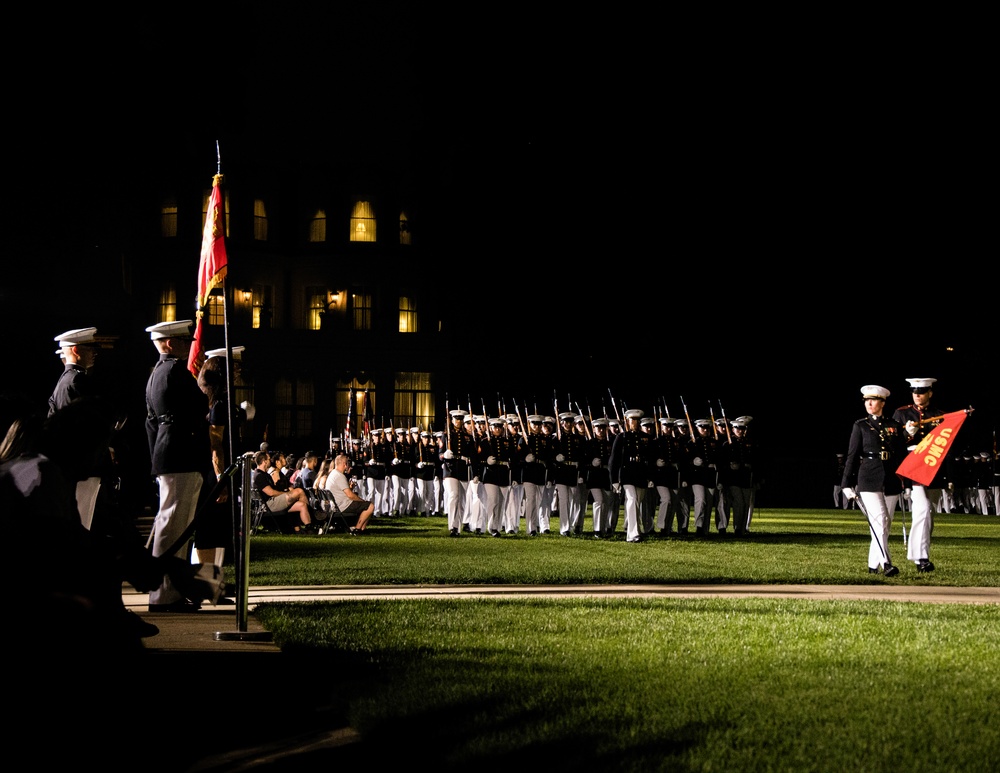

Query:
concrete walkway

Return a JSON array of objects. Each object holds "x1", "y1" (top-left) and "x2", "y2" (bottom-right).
[{"x1": 123, "y1": 583, "x2": 999, "y2": 655}]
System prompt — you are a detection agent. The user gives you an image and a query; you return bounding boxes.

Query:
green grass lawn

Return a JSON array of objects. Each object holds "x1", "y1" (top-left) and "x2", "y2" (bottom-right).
[{"x1": 245, "y1": 509, "x2": 999, "y2": 772}]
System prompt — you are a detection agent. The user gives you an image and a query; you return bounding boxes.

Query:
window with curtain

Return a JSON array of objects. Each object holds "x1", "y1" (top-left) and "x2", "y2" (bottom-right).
[
  {"x1": 157, "y1": 284, "x2": 177, "y2": 323},
  {"x1": 394, "y1": 372, "x2": 433, "y2": 430},
  {"x1": 206, "y1": 289, "x2": 225, "y2": 325},
  {"x1": 309, "y1": 209, "x2": 326, "y2": 242},
  {"x1": 352, "y1": 292, "x2": 372, "y2": 331},
  {"x1": 399, "y1": 211, "x2": 411, "y2": 245},
  {"x1": 398, "y1": 296, "x2": 418, "y2": 333},
  {"x1": 252, "y1": 285, "x2": 273, "y2": 330},
  {"x1": 307, "y1": 287, "x2": 326, "y2": 330},
  {"x1": 350, "y1": 200, "x2": 376, "y2": 242},
  {"x1": 161, "y1": 196, "x2": 177, "y2": 238},
  {"x1": 254, "y1": 198, "x2": 268, "y2": 241}
]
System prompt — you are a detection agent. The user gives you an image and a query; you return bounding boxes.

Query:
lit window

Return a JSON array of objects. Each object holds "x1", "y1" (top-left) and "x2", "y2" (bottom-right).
[
  {"x1": 395, "y1": 372, "x2": 433, "y2": 430},
  {"x1": 309, "y1": 209, "x2": 326, "y2": 242},
  {"x1": 252, "y1": 285, "x2": 273, "y2": 330},
  {"x1": 161, "y1": 196, "x2": 177, "y2": 238},
  {"x1": 352, "y1": 292, "x2": 372, "y2": 331},
  {"x1": 307, "y1": 288, "x2": 325, "y2": 330},
  {"x1": 254, "y1": 199, "x2": 268, "y2": 241},
  {"x1": 399, "y1": 211, "x2": 411, "y2": 245},
  {"x1": 157, "y1": 284, "x2": 177, "y2": 323},
  {"x1": 398, "y1": 296, "x2": 418, "y2": 333},
  {"x1": 206, "y1": 289, "x2": 225, "y2": 325},
  {"x1": 350, "y1": 200, "x2": 376, "y2": 242}
]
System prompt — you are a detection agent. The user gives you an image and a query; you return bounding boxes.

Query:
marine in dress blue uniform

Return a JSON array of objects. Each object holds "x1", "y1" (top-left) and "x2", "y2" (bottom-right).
[
  {"x1": 841, "y1": 385, "x2": 908, "y2": 576},
  {"x1": 144, "y1": 320, "x2": 210, "y2": 610}
]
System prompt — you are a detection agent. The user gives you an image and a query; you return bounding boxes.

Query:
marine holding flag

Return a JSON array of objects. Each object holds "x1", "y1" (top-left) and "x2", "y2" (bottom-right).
[
  {"x1": 893, "y1": 377, "x2": 962, "y2": 573},
  {"x1": 188, "y1": 173, "x2": 229, "y2": 377}
]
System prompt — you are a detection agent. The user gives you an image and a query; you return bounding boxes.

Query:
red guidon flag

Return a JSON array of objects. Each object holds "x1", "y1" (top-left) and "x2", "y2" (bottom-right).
[
  {"x1": 188, "y1": 173, "x2": 229, "y2": 376},
  {"x1": 896, "y1": 409, "x2": 972, "y2": 486}
]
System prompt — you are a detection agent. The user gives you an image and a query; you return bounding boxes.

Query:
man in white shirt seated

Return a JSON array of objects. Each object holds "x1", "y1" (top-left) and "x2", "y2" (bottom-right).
[{"x1": 325, "y1": 452, "x2": 375, "y2": 534}]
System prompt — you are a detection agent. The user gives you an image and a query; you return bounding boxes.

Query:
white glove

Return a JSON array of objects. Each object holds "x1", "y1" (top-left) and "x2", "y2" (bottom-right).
[
  {"x1": 730, "y1": 462, "x2": 740, "y2": 471},
  {"x1": 487, "y1": 455, "x2": 497, "y2": 465},
  {"x1": 555, "y1": 454, "x2": 565, "y2": 462},
  {"x1": 681, "y1": 481, "x2": 689, "y2": 488},
  {"x1": 545, "y1": 481, "x2": 553, "y2": 488},
  {"x1": 693, "y1": 457, "x2": 703, "y2": 467},
  {"x1": 391, "y1": 457, "x2": 400, "y2": 465},
  {"x1": 444, "y1": 449, "x2": 455, "y2": 460},
  {"x1": 577, "y1": 476, "x2": 584, "y2": 485},
  {"x1": 612, "y1": 482, "x2": 622, "y2": 494},
  {"x1": 907, "y1": 444, "x2": 917, "y2": 452},
  {"x1": 416, "y1": 461, "x2": 425, "y2": 469},
  {"x1": 592, "y1": 457, "x2": 602, "y2": 467},
  {"x1": 367, "y1": 458, "x2": 376, "y2": 466},
  {"x1": 472, "y1": 476, "x2": 480, "y2": 484},
  {"x1": 647, "y1": 480, "x2": 655, "y2": 488},
  {"x1": 525, "y1": 453, "x2": 536, "y2": 463},
  {"x1": 842, "y1": 486, "x2": 856, "y2": 500},
  {"x1": 656, "y1": 458, "x2": 666, "y2": 468},
  {"x1": 905, "y1": 420, "x2": 918, "y2": 437}
]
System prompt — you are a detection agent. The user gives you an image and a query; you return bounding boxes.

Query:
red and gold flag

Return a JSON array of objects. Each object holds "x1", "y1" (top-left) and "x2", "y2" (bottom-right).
[
  {"x1": 188, "y1": 173, "x2": 229, "y2": 376},
  {"x1": 895, "y1": 409, "x2": 971, "y2": 486}
]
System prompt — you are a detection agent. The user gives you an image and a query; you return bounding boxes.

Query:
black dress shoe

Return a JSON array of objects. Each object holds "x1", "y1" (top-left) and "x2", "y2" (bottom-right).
[
  {"x1": 148, "y1": 599, "x2": 202, "y2": 613},
  {"x1": 883, "y1": 563, "x2": 900, "y2": 577},
  {"x1": 868, "y1": 567, "x2": 880, "y2": 574},
  {"x1": 449, "y1": 528, "x2": 460, "y2": 537},
  {"x1": 917, "y1": 559, "x2": 935, "y2": 572},
  {"x1": 462, "y1": 524, "x2": 472, "y2": 533},
  {"x1": 491, "y1": 530, "x2": 502, "y2": 537},
  {"x1": 349, "y1": 527, "x2": 360, "y2": 536}
]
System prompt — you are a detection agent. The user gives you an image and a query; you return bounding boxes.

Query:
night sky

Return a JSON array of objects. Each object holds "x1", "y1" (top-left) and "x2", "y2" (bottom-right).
[{"x1": 8, "y1": 7, "x2": 995, "y2": 505}]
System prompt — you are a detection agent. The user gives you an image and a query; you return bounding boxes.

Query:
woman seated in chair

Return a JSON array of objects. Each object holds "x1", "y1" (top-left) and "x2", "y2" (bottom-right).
[{"x1": 253, "y1": 450, "x2": 316, "y2": 533}]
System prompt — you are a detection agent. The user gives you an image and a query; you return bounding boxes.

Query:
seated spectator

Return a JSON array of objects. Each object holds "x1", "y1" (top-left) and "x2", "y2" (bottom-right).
[
  {"x1": 325, "y1": 452, "x2": 375, "y2": 534},
  {"x1": 253, "y1": 450, "x2": 316, "y2": 533},
  {"x1": 313, "y1": 456, "x2": 333, "y2": 491},
  {"x1": 267, "y1": 450, "x2": 292, "y2": 491},
  {"x1": 286, "y1": 455, "x2": 300, "y2": 485},
  {"x1": 296, "y1": 450, "x2": 320, "y2": 490}
]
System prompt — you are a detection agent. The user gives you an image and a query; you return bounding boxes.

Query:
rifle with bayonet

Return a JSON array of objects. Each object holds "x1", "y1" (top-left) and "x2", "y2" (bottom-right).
[
  {"x1": 576, "y1": 401, "x2": 592, "y2": 440},
  {"x1": 718, "y1": 400, "x2": 732, "y2": 443},
  {"x1": 680, "y1": 395, "x2": 695, "y2": 443}
]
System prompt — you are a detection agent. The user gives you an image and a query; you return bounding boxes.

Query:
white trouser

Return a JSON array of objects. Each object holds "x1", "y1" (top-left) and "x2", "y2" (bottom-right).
[
  {"x1": 150, "y1": 471, "x2": 203, "y2": 605},
  {"x1": 692, "y1": 484, "x2": 714, "y2": 531},
  {"x1": 538, "y1": 483, "x2": 554, "y2": 532},
  {"x1": 443, "y1": 477, "x2": 467, "y2": 530},
  {"x1": 522, "y1": 482, "x2": 542, "y2": 534},
  {"x1": 727, "y1": 486, "x2": 752, "y2": 533},
  {"x1": 622, "y1": 484, "x2": 644, "y2": 542},
  {"x1": 858, "y1": 490, "x2": 898, "y2": 569},
  {"x1": 907, "y1": 486, "x2": 939, "y2": 563},
  {"x1": 655, "y1": 486, "x2": 678, "y2": 532},
  {"x1": 75, "y1": 476, "x2": 102, "y2": 531},
  {"x1": 556, "y1": 483, "x2": 582, "y2": 534},
  {"x1": 590, "y1": 487, "x2": 610, "y2": 533},
  {"x1": 504, "y1": 483, "x2": 524, "y2": 532},
  {"x1": 484, "y1": 483, "x2": 508, "y2": 533}
]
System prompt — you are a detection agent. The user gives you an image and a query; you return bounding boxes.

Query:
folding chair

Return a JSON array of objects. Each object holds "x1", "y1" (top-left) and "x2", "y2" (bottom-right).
[{"x1": 316, "y1": 488, "x2": 354, "y2": 534}]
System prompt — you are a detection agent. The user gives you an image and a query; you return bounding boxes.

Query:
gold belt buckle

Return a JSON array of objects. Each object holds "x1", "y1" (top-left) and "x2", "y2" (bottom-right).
[{"x1": 879, "y1": 451, "x2": 890, "y2": 461}]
